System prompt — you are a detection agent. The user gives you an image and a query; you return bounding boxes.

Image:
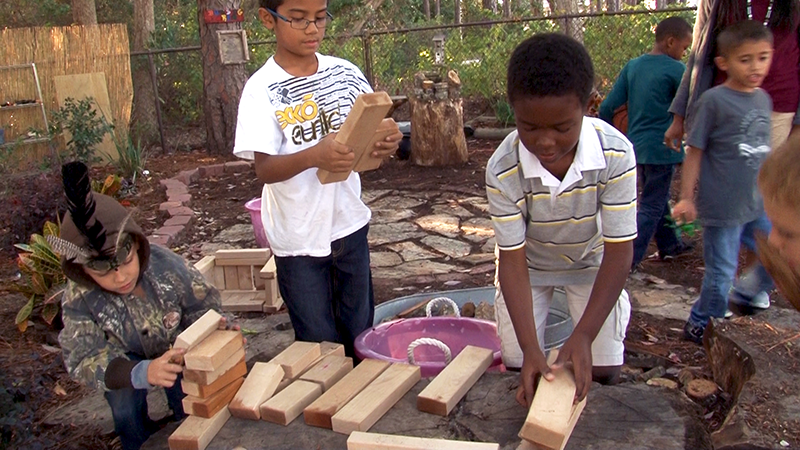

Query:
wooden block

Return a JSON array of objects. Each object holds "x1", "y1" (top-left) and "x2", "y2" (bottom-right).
[
  {"x1": 237, "y1": 266, "x2": 253, "y2": 290},
  {"x1": 262, "y1": 277, "x2": 280, "y2": 310},
  {"x1": 353, "y1": 120, "x2": 399, "y2": 172},
  {"x1": 184, "y1": 330, "x2": 243, "y2": 372},
  {"x1": 259, "y1": 256, "x2": 276, "y2": 279},
  {"x1": 556, "y1": 397, "x2": 586, "y2": 450},
  {"x1": 417, "y1": 345, "x2": 493, "y2": 416},
  {"x1": 317, "y1": 92, "x2": 394, "y2": 184},
  {"x1": 168, "y1": 406, "x2": 230, "y2": 450},
  {"x1": 173, "y1": 309, "x2": 223, "y2": 351},
  {"x1": 263, "y1": 295, "x2": 283, "y2": 313},
  {"x1": 213, "y1": 266, "x2": 225, "y2": 290},
  {"x1": 182, "y1": 359, "x2": 247, "y2": 398},
  {"x1": 223, "y1": 266, "x2": 239, "y2": 290},
  {"x1": 254, "y1": 271, "x2": 265, "y2": 289},
  {"x1": 304, "y1": 358, "x2": 390, "y2": 429},
  {"x1": 300, "y1": 355, "x2": 353, "y2": 391},
  {"x1": 346, "y1": 431, "x2": 500, "y2": 450},
  {"x1": 518, "y1": 365, "x2": 578, "y2": 449},
  {"x1": 331, "y1": 363, "x2": 421, "y2": 435},
  {"x1": 270, "y1": 341, "x2": 321, "y2": 378},
  {"x1": 228, "y1": 362, "x2": 284, "y2": 420},
  {"x1": 194, "y1": 256, "x2": 216, "y2": 282},
  {"x1": 274, "y1": 341, "x2": 345, "y2": 394},
  {"x1": 213, "y1": 248, "x2": 270, "y2": 261},
  {"x1": 181, "y1": 377, "x2": 243, "y2": 418},
  {"x1": 184, "y1": 349, "x2": 245, "y2": 385},
  {"x1": 221, "y1": 290, "x2": 265, "y2": 312},
  {"x1": 260, "y1": 379, "x2": 323, "y2": 425}
]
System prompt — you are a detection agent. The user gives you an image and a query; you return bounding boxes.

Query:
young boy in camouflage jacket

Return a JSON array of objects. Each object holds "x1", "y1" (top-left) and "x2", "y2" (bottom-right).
[{"x1": 52, "y1": 162, "x2": 222, "y2": 450}]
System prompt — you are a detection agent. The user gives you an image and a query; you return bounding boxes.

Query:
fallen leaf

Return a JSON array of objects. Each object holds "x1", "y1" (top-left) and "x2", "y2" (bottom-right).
[{"x1": 54, "y1": 383, "x2": 67, "y2": 396}]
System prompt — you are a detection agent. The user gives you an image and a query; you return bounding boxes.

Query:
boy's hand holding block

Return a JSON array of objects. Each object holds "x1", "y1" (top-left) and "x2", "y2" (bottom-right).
[
  {"x1": 228, "y1": 362, "x2": 284, "y2": 420},
  {"x1": 317, "y1": 92, "x2": 394, "y2": 184},
  {"x1": 518, "y1": 353, "x2": 585, "y2": 450},
  {"x1": 184, "y1": 330, "x2": 243, "y2": 372},
  {"x1": 417, "y1": 345, "x2": 493, "y2": 416}
]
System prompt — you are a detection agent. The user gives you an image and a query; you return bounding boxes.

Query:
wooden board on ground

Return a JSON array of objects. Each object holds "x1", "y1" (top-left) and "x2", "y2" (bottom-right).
[
  {"x1": 168, "y1": 406, "x2": 230, "y2": 450},
  {"x1": 275, "y1": 341, "x2": 346, "y2": 393},
  {"x1": 213, "y1": 249, "x2": 270, "y2": 265},
  {"x1": 182, "y1": 359, "x2": 247, "y2": 398},
  {"x1": 174, "y1": 309, "x2": 222, "y2": 351},
  {"x1": 53, "y1": 73, "x2": 118, "y2": 162},
  {"x1": 228, "y1": 362, "x2": 284, "y2": 420},
  {"x1": 317, "y1": 92, "x2": 394, "y2": 184},
  {"x1": 184, "y1": 349, "x2": 245, "y2": 385},
  {"x1": 299, "y1": 355, "x2": 353, "y2": 391},
  {"x1": 417, "y1": 345, "x2": 493, "y2": 416},
  {"x1": 182, "y1": 377, "x2": 243, "y2": 419},
  {"x1": 518, "y1": 363, "x2": 579, "y2": 450},
  {"x1": 184, "y1": 330, "x2": 243, "y2": 372},
  {"x1": 304, "y1": 358, "x2": 390, "y2": 429},
  {"x1": 331, "y1": 363, "x2": 421, "y2": 435},
  {"x1": 353, "y1": 119, "x2": 399, "y2": 172},
  {"x1": 221, "y1": 290, "x2": 266, "y2": 312},
  {"x1": 260, "y1": 379, "x2": 323, "y2": 426},
  {"x1": 270, "y1": 341, "x2": 321, "y2": 378},
  {"x1": 346, "y1": 431, "x2": 500, "y2": 450}
]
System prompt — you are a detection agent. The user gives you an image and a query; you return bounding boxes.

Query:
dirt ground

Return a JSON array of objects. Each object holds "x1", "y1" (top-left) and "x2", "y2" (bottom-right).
[{"x1": 0, "y1": 124, "x2": 792, "y2": 448}]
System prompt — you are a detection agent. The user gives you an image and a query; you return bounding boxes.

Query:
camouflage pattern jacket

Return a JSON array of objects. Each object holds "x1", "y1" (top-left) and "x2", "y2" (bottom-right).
[{"x1": 59, "y1": 245, "x2": 221, "y2": 390}]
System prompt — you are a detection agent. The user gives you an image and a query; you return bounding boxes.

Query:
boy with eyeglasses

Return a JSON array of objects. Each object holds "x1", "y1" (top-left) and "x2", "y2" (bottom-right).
[{"x1": 233, "y1": 0, "x2": 403, "y2": 357}]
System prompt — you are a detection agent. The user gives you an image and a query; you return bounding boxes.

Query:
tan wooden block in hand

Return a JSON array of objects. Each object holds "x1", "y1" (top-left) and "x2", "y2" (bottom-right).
[
  {"x1": 184, "y1": 330, "x2": 243, "y2": 372},
  {"x1": 183, "y1": 348, "x2": 245, "y2": 385},
  {"x1": 174, "y1": 309, "x2": 222, "y2": 351},
  {"x1": 353, "y1": 119, "x2": 399, "y2": 172},
  {"x1": 518, "y1": 362, "x2": 580, "y2": 450}
]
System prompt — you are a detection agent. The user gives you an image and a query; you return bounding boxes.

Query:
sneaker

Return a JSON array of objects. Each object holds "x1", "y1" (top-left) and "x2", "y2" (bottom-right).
[
  {"x1": 728, "y1": 291, "x2": 770, "y2": 316},
  {"x1": 660, "y1": 242, "x2": 694, "y2": 261},
  {"x1": 724, "y1": 309, "x2": 734, "y2": 319},
  {"x1": 683, "y1": 321, "x2": 705, "y2": 344}
]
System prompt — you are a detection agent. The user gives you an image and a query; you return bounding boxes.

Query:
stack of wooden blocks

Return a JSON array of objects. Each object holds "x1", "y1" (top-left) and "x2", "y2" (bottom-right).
[
  {"x1": 193, "y1": 248, "x2": 282, "y2": 313},
  {"x1": 167, "y1": 310, "x2": 244, "y2": 450}
]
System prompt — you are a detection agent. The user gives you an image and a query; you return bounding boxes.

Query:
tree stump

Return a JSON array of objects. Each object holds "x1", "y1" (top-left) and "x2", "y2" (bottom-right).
[{"x1": 408, "y1": 70, "x2": 468, "y2": 166}]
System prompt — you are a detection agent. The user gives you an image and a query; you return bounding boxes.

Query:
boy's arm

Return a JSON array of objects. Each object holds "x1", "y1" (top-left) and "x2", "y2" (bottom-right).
[
  {"x1": 497, "y1": 248, "x2": 554, "y2": 407},
  {"x1": 672, "y1": 145, "x2": 702, "y2": 223},
  {"x1": 254, "y1": 134, "x2": 355, "y2": 184},
  {"x1": 599, "y1": 64, "x2": 629, "y2": 124}
]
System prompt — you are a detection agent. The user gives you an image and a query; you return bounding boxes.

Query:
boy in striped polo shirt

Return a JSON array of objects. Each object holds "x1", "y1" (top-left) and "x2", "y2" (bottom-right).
[{"x1": 487, "y1": 33, "x2": 637, "y2": 406}]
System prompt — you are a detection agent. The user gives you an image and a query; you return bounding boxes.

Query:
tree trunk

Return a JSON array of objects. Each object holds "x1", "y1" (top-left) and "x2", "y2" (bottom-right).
[
  {"x1": 607, "y1": 0, "x2": 619, "y2": 12},
  {"x1": 409, "y1": 71, "x2": 468, "y2": 166},
  {"x1": 502, "y1": 0, "x2": 511, "y2": 18},
  {"x1": 550, "y1": 0, "x2": 583, "y2": 42},
  {"x1": 435, "y1": 0, "x2": 441, "y2": 18},
  {"x1": 72, "y1": 0, "x2": 97, "y2": 25},
  {"x1": 482, "y1": 0, "x2": 497, "y2": 14},
  {"x1": 197, "y1": 0, "x2": 248, "y2": 155},
  {"x1": 424, "y1": 0, "x2": 431, "y2": 19},
  {"x1": 529, "y1": 0, "x2": 543, "y2": 16},
  {"x1": 131, "y1": 0, "x2": 158, "y2": 145},
  {"x1": 454, "y1": 0, "x2": 461, "y2": 25}
]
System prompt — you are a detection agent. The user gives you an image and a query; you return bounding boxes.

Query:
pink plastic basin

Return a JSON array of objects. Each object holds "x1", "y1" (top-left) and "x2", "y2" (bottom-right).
[
  {"x1": 245, "y1": 198, "x2": 269, "y2": 249},
  {"x1": 354, "y1": 316, "x2": 503, "y2": 378}
]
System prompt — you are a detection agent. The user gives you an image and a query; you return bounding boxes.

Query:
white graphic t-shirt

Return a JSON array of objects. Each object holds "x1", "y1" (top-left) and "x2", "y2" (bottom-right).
[{"x1": 233, "y1": 54, "x2": 373, "y2": 257}]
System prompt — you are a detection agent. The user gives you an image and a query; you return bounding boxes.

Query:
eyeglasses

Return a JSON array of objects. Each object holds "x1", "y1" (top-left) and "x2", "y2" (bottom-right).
[{"x1": 267, "y1": 8, "x2": 333, "y2": 30}]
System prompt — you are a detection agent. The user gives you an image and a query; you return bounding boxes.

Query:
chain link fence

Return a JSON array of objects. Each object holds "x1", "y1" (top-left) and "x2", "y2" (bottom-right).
[{"x1": 138, "y1": 7, "x2": 696, "y2": 137}]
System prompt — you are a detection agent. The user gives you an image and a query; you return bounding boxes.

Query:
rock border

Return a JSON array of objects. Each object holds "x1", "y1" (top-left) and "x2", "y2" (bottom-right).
[{"x1": 147, "y1": 161, "x2": 254, "y2": 247}]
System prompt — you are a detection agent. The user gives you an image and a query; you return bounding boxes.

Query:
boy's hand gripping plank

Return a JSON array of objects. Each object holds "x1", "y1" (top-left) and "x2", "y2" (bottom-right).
[{"x1": 317, "y1": 92, "x2": 394, "y2": 184}]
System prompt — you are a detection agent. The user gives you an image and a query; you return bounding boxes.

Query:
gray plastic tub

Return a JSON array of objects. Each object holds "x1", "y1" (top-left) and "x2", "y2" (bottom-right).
[{"x1": 374, "y1": 286, "x2": 573, "y2": 350}]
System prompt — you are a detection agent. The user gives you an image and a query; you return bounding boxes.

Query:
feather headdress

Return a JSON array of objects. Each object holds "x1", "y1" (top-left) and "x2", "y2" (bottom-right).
[{"x1": 62, "y1": 162, "x2": 109, "y2": 257}]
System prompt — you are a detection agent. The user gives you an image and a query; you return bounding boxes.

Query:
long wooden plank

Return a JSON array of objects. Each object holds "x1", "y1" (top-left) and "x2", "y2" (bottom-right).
[
  {"x1": 260, "y1": 379, "x2": 323, "y2": 426},
  {"x1": 518, "y1": 365, "x2": 577, "y2": 449},
  {"x1": 184, "y1": 330, "x2": 243, "y2": 372},
  {"x1": 417, "y1": 345, "x2": 493, "y2": 416},
  {"x1": 317, "y1": 92, "x2": 394, "y2": 184},
  {"x1": 173, "y1": 310, "x2": 222, "y2": 351},
  {"x1": 346, "y1": 431, "x2": 500, "y2": 450},
  {"x1": 331, "y1": 363, "x2": 421, "y2": 435},
  {"x1": 270, "y1": 341, "x2": 321, "y2": 378},
  {"x1": 236, "y1": 266, "x2": 253, "y2": 290},
  {"x1": 304, "y1": 359, "x2": 390, "y2": 429},
  {"x1": 262, "y1": 277, "x2": 280, "y2": 311},
  {"x1": 275, "y1": 341, "x2": 346, "y2": 393},
  {"x1": 181, "y1": 359, "x2": 247, "y2": 398},
  {"x1": 168, "y1": 406, "x2": 230, "y2": 450},
  {"x1": 228, "y1": 362, "x2": 284, "y2": 420},
  {"x1": 223, "y1": 266, "x2": 239, "y2": 290},
  {"x1": 212, "y1": 266, "x2": 225, "y2": 290},
  {"x1": 353, "y1": 119, "x2": 399, "y2": 172},
  {"x1": 213, "y1": 249, "x2": 270, "y2": 261},
  {"x1": 181, "y1": 377, "x2": 243, "y2": 419},
  {"x1": 221, "y1": 290, "x2": 265, "y2": 312},
  {"x1": 299, "y1": 355, "x2": 353, "y2": 391},
  {"x1": 515, "y1": 397, "x2": 585, "y2": 450},
  {"x1": 184, "y1": 348, "x2": 245, "y2": 385}
]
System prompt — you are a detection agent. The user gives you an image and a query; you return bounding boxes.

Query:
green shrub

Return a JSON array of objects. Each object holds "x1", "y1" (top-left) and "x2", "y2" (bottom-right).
[
  {"x1": 14, "y1": 221, "x2": 66, "y2": 332},
  {"x1": 49, "y1": 97, "x2": 114, "y2": 164},
  {"x1": 112, "y1": 134, "x2": 147, "y2": 183}
]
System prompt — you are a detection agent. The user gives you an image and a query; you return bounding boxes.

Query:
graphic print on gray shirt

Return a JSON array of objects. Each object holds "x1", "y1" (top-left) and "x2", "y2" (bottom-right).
[{"x1": 686, "y1": 85, "x2": 771, "y2": 227}]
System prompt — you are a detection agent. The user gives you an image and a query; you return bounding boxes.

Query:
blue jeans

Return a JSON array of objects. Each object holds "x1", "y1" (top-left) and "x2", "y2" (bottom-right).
[
  {"x1": 688, "y1": 214, "x2": 775, "y2": 328},
  {"x1": 632, "y1": 164, "x2": 682, "y2": 266},
  {"x1": 104, "y1": 355, "x2": 186, "y2": 450},
  {"x1": 275, "y1": 224, "x2": 374, "y2": 357}
]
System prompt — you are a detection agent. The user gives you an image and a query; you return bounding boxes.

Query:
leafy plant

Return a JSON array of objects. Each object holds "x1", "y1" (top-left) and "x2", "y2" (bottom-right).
[
  {"x1": 494, "y1": 98, "x2": 515, "y2": 127},
  {"x1": 49, "y1": 97, "x2": 114, "y2": 165},
  {"x1": 91, "y1": 174, "x2": 123, "y2": 198},
  {"x1": 111, "y1": 134, "x2": 147, "y2": 183},
  {"x1": 14, "y1": 221, "x2": 66, "y2": 332}
]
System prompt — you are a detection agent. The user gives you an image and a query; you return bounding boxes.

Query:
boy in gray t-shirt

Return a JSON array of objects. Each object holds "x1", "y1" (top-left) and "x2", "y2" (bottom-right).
[{"x1": 672, "y1": 21, "x2": 776, "y2": 343}]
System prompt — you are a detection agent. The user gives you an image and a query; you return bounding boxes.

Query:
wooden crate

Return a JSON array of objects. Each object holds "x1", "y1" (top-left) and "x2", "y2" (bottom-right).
[{"x1": 194, "y1": 249, "x2": 282, "y2": 313}]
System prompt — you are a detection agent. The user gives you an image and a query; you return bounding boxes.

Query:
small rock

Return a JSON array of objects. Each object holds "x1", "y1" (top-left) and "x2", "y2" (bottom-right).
[
  {"x1": 639, "y1": 365, "x2": 666, "y2": 382},
  {"x1": 685, "y1": 378, "x2": 719, "y2": 400},
  {"x1": 461, "y1": 302, "x2": 476, "y2": 317},
  {"x1": 621, "y1": 365, "x2": 644, "y2": 376},
  {"x1": 646, "y1": 377, "x2": 678, "y2": 389},
  {"x1": 474, "y1": 301, "x2": 495, "y2": 321}
]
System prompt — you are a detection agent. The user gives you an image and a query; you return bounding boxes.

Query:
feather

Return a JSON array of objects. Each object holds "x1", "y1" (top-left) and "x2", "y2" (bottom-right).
[
  {"x1": 62, "y1": 162, "x2": 107, "y2": 256},
  {"x1": 113, "y1": 212, "x2": 134, "y2": 254},
  {"x1": 46, "y1": 235, "x2": 91, "y2": 264}
]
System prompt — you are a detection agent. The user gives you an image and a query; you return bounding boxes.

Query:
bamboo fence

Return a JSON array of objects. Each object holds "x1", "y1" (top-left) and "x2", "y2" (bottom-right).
[{"x1": 0, "y1": 24, "x2": 132, "y2": 169}]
